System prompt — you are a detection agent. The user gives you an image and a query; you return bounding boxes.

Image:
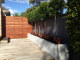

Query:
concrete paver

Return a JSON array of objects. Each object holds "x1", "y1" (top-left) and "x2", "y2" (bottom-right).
[{"x1": 0, "y1": 38, "x2": 54, "y2": 60}]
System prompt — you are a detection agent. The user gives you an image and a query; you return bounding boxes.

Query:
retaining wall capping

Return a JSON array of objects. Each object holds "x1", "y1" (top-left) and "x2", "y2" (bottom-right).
[{"x1": 28, "y1": 33, "x2": 69, "y2": 60}]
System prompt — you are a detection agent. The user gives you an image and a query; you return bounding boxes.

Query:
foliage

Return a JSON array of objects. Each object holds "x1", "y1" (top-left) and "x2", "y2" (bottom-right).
[
  {"x1": 20, "y1": 6, "x2": 36, "y2": 17},
  {"x1": 38, "y1": 2, "x2": 49, "y2": 18},
  {"x1": 26, "y1": 6, "x2": 37, "y2": 13},
  {"x1": 27, "y1": 0, "x2": 65, "y2": 22},
  {"x1": 20, "y1": 12, "x2": 27, "y2": 17},
  {"x1": 29, "y1": 0, "x2": 41, "y2": 6},
  {"x1": 27, "y1": 2, "x2": 49, "y2": 22},
  {"x1": 48, "y1": 0, "x2": 65, "y2": 17},
  {"x1": 66, "y1": 0, "x2": 80, "y2": 52},
  {"x1": 13, "y1": 13, "x2": 20, "y2": 16}
]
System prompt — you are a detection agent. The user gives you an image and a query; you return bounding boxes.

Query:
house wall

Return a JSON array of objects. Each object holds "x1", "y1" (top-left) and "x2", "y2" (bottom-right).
[
  {"x1": 0, "y1": 8, "x2": 2, "y2": 37},
  {"x1": 2, "y1": 16, "x2": 32, "y2": 38}
]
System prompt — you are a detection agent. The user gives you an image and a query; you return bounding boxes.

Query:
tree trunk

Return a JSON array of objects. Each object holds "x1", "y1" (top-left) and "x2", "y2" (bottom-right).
[
  {"x1": 44, "y1": 21, "x2": 46, "y2": 35},
  {"x1": 39, "y1": 25, "x2": 40, "y2": 36},
  {"x1": 35, "y1": 22, "x2": 36, "y2": 34},
  {"x1": 54, "y1": 15, "x2": 56, "y2": 41}
]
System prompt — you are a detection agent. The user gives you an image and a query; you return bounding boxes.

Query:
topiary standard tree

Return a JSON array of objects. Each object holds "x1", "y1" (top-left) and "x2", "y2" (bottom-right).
[
  {"x1": 27, "y1": 2, "x2": 49, "y2": 35},
  {"x1": 27, "y1": 0, "x2": 65, "y2": 39},
  {"x1": 48, "y1": 0, "x2": 65, "y2": 40},
  {"x1": 27, "y1": 2, "x2": 49, "y2": 22},
  {"x1": 20, "y1": 6, "x2": 36, "y2": 17}
]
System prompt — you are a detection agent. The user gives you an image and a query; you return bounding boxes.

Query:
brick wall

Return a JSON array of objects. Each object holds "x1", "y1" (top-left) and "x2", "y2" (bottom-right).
[{"x1": 2, "y1": 16, "x2": 32, "y2": 39}]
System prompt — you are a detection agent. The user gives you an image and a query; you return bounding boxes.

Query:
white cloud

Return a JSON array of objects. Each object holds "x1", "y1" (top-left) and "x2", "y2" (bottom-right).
[
  {"x1": 8, "y1": 0, "x2": 29, "y2": 4},
  {"x1": 9, "y1": 9, "x2": 14, "y2": 14},
  {"x1": 2, "y1": 4, "x2": 19, "y2": 15},
  {"x1": 9, "y1": 9, "x2": 18, "y2": 14},
  {"x1": 9, "y1": 9, "x2": 18, "y2": 16}
]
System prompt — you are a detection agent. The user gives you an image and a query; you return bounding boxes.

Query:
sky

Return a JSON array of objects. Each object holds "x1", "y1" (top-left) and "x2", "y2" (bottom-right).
[
  {"x1": 2, "y1": 0, "x2": 67, "y2": 15},
  {"x1": 2, "y1": 0, "x2": 32, "y2": 15}
]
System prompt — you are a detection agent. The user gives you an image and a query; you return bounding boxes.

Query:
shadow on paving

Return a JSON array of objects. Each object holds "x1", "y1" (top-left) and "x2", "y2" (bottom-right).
[
  {"x1": 0, "y1": 38, "x2": 54, "y2": 60},
  {"x1": 42, "y1": 52, "x2": 55, "y2": 60}
]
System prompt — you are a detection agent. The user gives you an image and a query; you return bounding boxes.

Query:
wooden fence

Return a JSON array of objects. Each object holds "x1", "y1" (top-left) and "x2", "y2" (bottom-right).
[{"x1": 2, "y1": 16, "x2": 32, "y2": 39}]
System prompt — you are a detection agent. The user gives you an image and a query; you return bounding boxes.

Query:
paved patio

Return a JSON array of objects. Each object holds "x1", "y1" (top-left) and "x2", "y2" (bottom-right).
[{"x1": 0, "y1": 38, "x2": 54, "y2": 60}]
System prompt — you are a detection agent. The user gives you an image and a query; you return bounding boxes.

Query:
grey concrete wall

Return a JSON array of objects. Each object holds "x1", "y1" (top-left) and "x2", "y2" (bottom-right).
[
  {"x1": 32, "y1": 17, "x2": 69, "y2": 43},
  {"x1": 28, "y1": 33, "x2": 69, "y2": 60}
]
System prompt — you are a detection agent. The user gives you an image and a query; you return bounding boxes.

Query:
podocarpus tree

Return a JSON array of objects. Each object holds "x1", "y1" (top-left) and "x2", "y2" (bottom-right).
[
  {"x1": 66, "y1": 0, "x2": 80, "y2": 53},
  {"x1": 27, "y1": 0, "x2": 65, "y2": 37},
  {"x1": 27, "y1": 2, "x2": 49, "y2": 22},
  {"x1": 27, "y1": 0, "x2": 65, "y2": 22},
  {"x1": 27, "y1": 2, "x2": 49, "y2": 35},
  {"x1": 20, "y1": 6, "x2": 36, "y2": 17},
  {"x1": 48, "y1": 0, "x2": 65, "y2": 40},
  {"x1": 36, "y1": 2, "x2": 49, "y2": 35},
  {"x1": 26, "y1": 6, "x2": 36, "y2": 13}
]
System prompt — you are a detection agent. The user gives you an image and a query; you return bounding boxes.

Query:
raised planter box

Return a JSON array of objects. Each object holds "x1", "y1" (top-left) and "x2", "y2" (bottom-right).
[{"x1": 28, "y1": 33, "x2": 69, "y2": 60}]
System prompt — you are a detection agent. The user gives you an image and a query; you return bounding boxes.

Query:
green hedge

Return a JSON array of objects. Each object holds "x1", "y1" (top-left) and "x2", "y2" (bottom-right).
[
  {"x1": 66, "y1": 0, "x2": 80, "y2": 52},
  {"x1": 27, "y1": 0, "x2": 65, "y2": 22},
  {"x1": 27, "y1": 2, "x2": 49, "y2": 22}
]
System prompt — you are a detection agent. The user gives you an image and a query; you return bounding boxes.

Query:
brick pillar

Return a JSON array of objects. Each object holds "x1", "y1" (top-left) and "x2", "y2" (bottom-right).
[{"x1": 0, "y1": 7, "x2": 2, "y2": 37}]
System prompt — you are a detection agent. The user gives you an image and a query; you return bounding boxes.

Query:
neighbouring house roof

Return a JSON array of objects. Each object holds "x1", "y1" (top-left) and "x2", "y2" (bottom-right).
[
  {"x1": 1, "y1": 6, "x2": 8, "y2": 10},
  {"x1": 1, "y1": 7, "x2": 10, "y2": 16}
]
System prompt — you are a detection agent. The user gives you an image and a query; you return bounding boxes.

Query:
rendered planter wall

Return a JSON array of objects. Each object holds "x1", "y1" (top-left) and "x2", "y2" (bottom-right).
[{"x1": 28, "y1": 33, "x2": 69, "y2": 60}]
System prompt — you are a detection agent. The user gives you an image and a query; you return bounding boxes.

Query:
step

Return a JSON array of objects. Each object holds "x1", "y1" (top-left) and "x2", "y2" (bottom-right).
[
  {"x1": 0, "y1": 59, "x2": 55, "y2": 60},
  {"x1": 0, "y1": 37, "x2": 10, "y2": 44},
  {"x1": 0, "y1": 59, "x2": 14, "y2": 60},
  {"x1": 0, "y1": 40, "x2": 8, "y2": 44}
]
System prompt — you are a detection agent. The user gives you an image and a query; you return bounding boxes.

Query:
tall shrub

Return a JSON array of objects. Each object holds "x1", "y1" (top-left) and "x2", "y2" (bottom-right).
[{"x1": 66, "y1": 0, "x2": 80, "y2": 52}]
